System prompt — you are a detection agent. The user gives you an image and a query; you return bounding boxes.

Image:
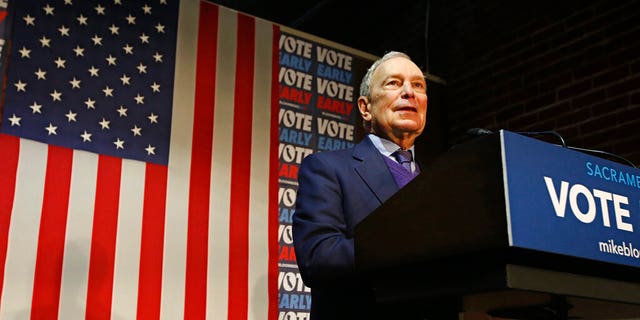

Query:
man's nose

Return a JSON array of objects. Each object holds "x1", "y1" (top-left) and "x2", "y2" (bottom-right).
[{"x1": 401, "y1": 81, "x2": 415, "y2": 98}]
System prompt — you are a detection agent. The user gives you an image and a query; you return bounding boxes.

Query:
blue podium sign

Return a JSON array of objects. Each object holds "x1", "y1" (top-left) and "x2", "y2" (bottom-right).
[{"x1": 501, "y1": 130, "x2": 640, "y2": 268}]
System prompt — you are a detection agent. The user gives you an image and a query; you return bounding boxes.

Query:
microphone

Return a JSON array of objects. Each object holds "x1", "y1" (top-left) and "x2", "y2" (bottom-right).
[
  {"x1": 466, "y1": 128, "x2": 493, "y2": 136},
  {"x1": 465, "y1": 128, "x2": 637, "y2": 168},
  {"x1": 466, "y1": 128, "x2": 566, "y2": 147},
  {"x1": 518, "y1": 130, "x2": 567, "y2": 148}
]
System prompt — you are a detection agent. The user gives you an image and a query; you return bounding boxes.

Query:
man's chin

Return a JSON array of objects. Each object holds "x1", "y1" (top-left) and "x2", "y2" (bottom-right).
[
  {"x1": 393, "y1": 120, "x2": 425, "y2": 132},
  {"x1": 390, "y1": 127, "x2": 424, "y2": 140}
]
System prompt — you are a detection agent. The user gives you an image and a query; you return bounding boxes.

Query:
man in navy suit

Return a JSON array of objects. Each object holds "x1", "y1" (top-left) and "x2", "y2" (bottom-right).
[{"x1": 293, "y1": 51, "x2": 428, "y2": 319}]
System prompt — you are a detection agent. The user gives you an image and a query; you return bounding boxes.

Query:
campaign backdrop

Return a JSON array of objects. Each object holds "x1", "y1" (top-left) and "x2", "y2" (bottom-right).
[
  {"x1": 503, "y1": 130, "x2": 640, "y2": 268},
  {"x1": 277, "y1": 31, "x2": 373, "y2": 319},
  {"x1": 0, "y1": 0, "x2": 374, "y2": 319}
]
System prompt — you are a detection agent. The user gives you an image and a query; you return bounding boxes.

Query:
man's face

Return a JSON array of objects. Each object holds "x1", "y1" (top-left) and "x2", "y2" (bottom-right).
[{"x1": 359, "y1": 57, "x2": 428, "y2": 145}]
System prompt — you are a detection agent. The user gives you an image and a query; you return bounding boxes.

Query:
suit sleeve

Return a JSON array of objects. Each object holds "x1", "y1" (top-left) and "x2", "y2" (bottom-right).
[{"x1": 292, "y1": 153, "x2": 356, "y2": 288}]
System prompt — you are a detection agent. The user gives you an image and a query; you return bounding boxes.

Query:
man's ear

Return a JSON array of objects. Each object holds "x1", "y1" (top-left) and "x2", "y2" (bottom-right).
[{"x1": 357, "y1": 96, "x2": 371, "y2": 120}]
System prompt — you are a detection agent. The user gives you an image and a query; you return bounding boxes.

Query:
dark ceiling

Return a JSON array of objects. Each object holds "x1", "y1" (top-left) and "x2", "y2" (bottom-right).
[
  {"x1": 208, "y1": 0, "x2": 429, "y2": 64},
  {"x1": 207, "y1": 0, "x2": 594, "y2": 81}
]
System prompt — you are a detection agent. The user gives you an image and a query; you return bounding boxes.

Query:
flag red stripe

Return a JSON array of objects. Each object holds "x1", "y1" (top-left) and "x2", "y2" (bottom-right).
[
  {"x1": 0, "y1": 135, "x2": 19, "y2": 309},
  {"x1": 30, "y1": 145, "x2": 73, "y2": 319},
  {"x1": 86, "y1": 155, "x2": 122, "y2": 318},
  {"x1": 137, "y1": 163, "x2": 168, "y2": 320},
  {"x1": 227, "y1": 13, "x2": 255, "y2": 319},
  {"x1": 267, "y1": 25, "x2": 281, "y2": 320},
  {"x1": 184, "y1": 2, "x2": 218, "y2": 318}
]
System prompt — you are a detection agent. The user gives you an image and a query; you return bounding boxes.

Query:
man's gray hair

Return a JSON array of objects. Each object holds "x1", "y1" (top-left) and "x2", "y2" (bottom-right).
[{"x1": 359, "y1": 51, "x2": 412, "y2": 99}]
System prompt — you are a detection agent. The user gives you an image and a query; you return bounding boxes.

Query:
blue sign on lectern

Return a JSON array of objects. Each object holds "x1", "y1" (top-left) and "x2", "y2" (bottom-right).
[{"x1": 501, "y1": 130, "x2": 640, "y2": 268}]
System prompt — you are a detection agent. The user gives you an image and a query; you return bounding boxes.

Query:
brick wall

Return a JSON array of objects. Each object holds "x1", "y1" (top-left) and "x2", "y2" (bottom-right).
[{"x1": 429, "y1": 0, "x2": 640, "y2": 165}]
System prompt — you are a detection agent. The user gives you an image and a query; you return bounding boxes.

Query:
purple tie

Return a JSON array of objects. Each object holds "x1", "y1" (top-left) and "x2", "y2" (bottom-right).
[{"x1": 393, "y1": 149, "x2": 413, "y2": 173}]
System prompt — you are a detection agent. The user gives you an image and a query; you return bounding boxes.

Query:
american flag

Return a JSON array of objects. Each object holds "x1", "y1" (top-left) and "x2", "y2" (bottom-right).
[
  {"x1": 0, "y1": 1, "x2": 279, "y2": 319},
  {"x1": 3, "y1": 0, "x2": 177, "y2": 164}
]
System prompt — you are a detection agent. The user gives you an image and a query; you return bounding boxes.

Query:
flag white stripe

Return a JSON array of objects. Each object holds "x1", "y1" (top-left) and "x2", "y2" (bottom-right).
[
  {"x1": 207, "y1": 7, "x2": 236, "y2": 319},
  {"x1": 58, "y1": 150, "x2": 98, "y2": 320},
  {"x1": 248, "y1": 17, "x2": 274, "y2": 320},
  {"x1": 112, "y1": 159, "x2": 146, "y2": 319},
  {"x1": 0, "y1": 139, "x2": 47, "y2": 319},
  {"x1": 1, "y1": 2, "x2": 286, "y2": 319},
  {"x1": 160, "y1": 0, "x2": 199, "y2": 318}
]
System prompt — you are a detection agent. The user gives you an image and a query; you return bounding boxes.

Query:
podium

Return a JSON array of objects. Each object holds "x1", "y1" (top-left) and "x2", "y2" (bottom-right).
[{"x1": 355, "y1": 130, "x2": 640, "y2": 319}]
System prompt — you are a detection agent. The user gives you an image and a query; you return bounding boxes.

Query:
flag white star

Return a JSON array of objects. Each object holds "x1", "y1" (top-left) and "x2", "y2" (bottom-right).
[
  {"x1": 142, "y1": 4, "x2": 152, "y2": 14},
  {"x1": 120, "y1": 74, "x2": 131, "y2": 85},
  {"x1": 23, "y1": 15, "x2": 36, "y2": 26},
  {"x1": 65, "y1": 110, "x2": 78, "y2": 122},
  {"x1": 106, "y1": 55, "x2": 117, "y2": 65},
  {"x1": 95, "y1": 4, "x2": 106, "y2": 15},
  {"x1": 145, "y1": 144, "x2": 156, "y2": 155},
  {"x1": 160, "y1": 0, "x2": 167, "y2": 4},
  {"x1": 134, "y1": 94, "x2": 145, "y2": 104},
  {"x1": 139, "y1": 33, "x2": 150, "y2": 44},
  {"x1": 103, "y1": 86, "x2": 114, "y2": 97},
  {"x1": 77, "y1": 14, "x2": 88, "y2": 25},
  {"x1": 54, "y1": 57, "x2": 67, "y2": 68},
  {"x1": 155, "y1": 23, "x2": 165, "y2": 33},
  {"x1": 117, "y1": 105, "x2": 128, "y2": 117},
  {"x1": 30, "y1": 102, "x2": 43, "y2": 114},
  {"x1": 123, "y1": 44, "x2": 134, "y2": 55},
  {"x1": 8, "y1": 114, "x2": 21, "y2": 126},
  {"x1": 50, "y1": 90, "x2": 62, "y2": 101},
  {"x1": 88, "y1": 66, "x2": 100, "y2": 77},
  {"x1": 64, "y1": 0, "x2": 73, "y2": 4},
  {"x1": 43, "y1": 4, "x2": 55, "y2": 16},
  {"x1": 153, "y1": 52, "x2": 163, "y2": 62},
  {"x1": 126, "y1": 14, "x2": 136, "y2": 24},
  {"x1": 19, "y1": 47, "x2": 31, "y2": 58},
  {"x1": 39, "y1": 36, "x2": 51, "y2": 47},
  {"x1": 109, "y1": 24, "x2": 119, "y2": 35},
  {"x1": 45, "y1": 123, "x2": 58, "y2": 135},
  {"x1": 99, "y1": 118, "x2": 111, "y2": 129},
  {"x1": 150, "y1": 82, "x2": 161, "y2": 92},
  {"x1": 58, "y1": 25, "x2": 70, "y2": 36},
  {"x1": 70, "y1": 77, "x2": 81, "y2": 89},
  {"x1": 113, "y1": 138, "x2": 125, "y2": 149},
  {"x1": 137, "y1": 63, "x2": 147, "y2": 74},
  {"x1": 91, "y1": 34, "x2": 103, "y2": 46},
  {"x1": 84, "y1": 98, "x2": 96, "y2": 109},
  {"x1": 131, "y1": 125, "x2": 142, "y2": 136},
  {"x1": 73, "y1": 45, "x2": 85, "y2": 57},
  {"x1": 14, "y1": 80, "x2": 27, "y2": 92},
  {"x1": 148, "y1": 113, "x2": 158, "y2": 123},
  {"x1": 114, "y1": 0, "x2": 123, "y2": 5},
  {"x1": 35, "y1": 68, "x2": 47, "y2": 80},
  {"x1": 81, "y1": 130, "x2": 92, "y2": 142}
]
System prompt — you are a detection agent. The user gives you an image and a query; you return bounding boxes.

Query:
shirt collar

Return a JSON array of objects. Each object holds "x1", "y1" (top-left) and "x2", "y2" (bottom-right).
[{"x1": 367, "y1": 134, "x2": 416, "y2": 160}]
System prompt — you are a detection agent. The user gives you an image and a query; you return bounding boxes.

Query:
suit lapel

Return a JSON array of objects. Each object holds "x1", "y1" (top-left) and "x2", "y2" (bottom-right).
[{"x1": 352, "y1": 137, "x2": 399, "y2": 204}]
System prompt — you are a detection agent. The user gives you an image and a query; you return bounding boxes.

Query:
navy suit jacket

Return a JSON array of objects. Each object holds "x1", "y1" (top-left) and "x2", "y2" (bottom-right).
[{"x1": 293, "y1": 136, "x2": 403, "y2": 319}]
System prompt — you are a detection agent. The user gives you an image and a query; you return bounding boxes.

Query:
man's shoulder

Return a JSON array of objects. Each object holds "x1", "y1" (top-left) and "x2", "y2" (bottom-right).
[
  {"x1": 302, "y1": 146, "x2": 354, "y2": 165},
  {"x1": 303, "y1": 137, "x2": 373, "y2": 162}
]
